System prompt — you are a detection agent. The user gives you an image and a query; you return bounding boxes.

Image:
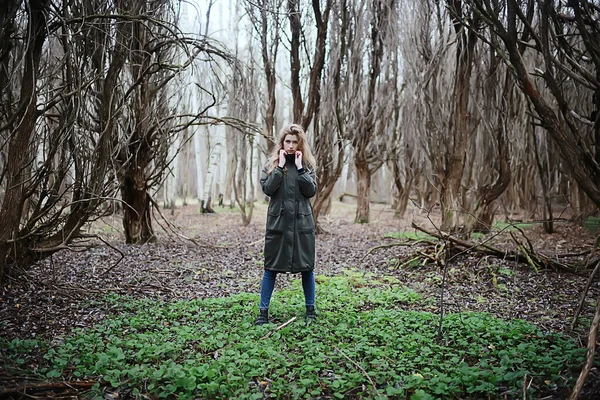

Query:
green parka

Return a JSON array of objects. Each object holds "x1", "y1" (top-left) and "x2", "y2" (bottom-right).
[{"x1": 260, "y1": 155, "x2": 317, "y2": 273}]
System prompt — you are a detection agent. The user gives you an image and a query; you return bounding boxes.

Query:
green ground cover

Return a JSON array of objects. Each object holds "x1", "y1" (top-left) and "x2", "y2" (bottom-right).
[{"x1": 1, "y1": 272, "x2": 586, "y2": 399}]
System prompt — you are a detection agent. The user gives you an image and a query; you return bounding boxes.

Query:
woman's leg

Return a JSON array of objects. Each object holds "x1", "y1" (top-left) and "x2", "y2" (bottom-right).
[
  {"x1": 301, "y1": 270, "x2": 316, "y2": 307},
  {"x1": 259, "y1": 270, "x2": 278, "y2": 309}
]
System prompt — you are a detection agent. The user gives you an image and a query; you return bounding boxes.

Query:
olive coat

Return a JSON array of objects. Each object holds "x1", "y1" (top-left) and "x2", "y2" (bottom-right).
[{"x1": 260, "y1": 155, "x2": 317, "y2": 273}]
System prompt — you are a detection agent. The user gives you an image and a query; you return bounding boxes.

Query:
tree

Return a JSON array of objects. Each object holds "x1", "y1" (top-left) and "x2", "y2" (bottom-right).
[
  {"x1": 0, "y1": 0, "x2": 230, "y2": 282},
  {"x1": 398, "y1": 0, "x2": 454, "y2": 214},
  {"x1": 285, "y1": 0, "x2": 341, "y2": 227},
  {"x1": 309, "y1": 0, "x2": 348, "y2": 226},
  {"x1": 114, "y1": 0, "x2": 232, "y2": 243},
  {"x1": 438, "y1": 0, "x2": 480, "y2": 232},
  {"x1": 345, "y1": 0, "x2": 398, "y2": 223},
  {"x1": 244, "y1": 0, "x2": 284, "y2": 148},
  {"x1": 463, "y1": 0, "x2": 600, "y2": 209},
  {"x1": 0, "y1": 0, "x2": 57, "y2": 283}
]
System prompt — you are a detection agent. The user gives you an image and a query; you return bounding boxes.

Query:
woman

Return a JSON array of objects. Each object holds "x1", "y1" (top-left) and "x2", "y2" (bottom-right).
[{"x1": 256, "y1": 124, "x2": 318, "y2": 325}]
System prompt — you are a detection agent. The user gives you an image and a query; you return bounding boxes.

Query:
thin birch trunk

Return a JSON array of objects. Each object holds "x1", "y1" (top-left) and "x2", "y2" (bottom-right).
[{"x1": 193, "y1": 128, "x2": 204, "y2": 203}]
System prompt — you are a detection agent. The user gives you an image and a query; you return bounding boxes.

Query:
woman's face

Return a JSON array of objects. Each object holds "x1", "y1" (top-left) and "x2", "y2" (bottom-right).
[{"x1": 283, "y1": 134, "x2": 299, "y2": 154}]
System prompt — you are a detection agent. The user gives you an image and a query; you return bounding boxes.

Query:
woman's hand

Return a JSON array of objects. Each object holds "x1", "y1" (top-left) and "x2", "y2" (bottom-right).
[
  {"x1": 278, "y1": 149, "x2": 286, "y2": 168},
  {"x1": 295, "y1": 151, "x2": 303, "y2": 169}
]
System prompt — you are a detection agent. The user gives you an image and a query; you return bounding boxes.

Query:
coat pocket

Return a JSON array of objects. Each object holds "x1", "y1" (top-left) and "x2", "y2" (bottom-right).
[
  {"x1": 297, "y1": 231, "x2": 315, "y2": 268},
  {"x1": 266, "y1": 202, "x2": 285, "y2": 233},
  {"x1": 264, "y1": 231, "x2": 285, "y2": 269},
  {"x1": 297, "y1": 202, "x2": 315, "y2": 233}
]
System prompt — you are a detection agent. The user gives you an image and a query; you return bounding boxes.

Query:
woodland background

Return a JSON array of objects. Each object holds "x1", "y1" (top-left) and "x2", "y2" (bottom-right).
[{"x1": 1, "y1": 0, "x2": 599, "y2": 280}]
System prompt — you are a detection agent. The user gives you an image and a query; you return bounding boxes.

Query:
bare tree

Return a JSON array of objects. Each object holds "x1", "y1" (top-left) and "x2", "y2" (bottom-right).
[
  {"x1": 399, "y1": 1, "x2": 454, "y2": 214},
  {"x1": 311, "y1": 0, "x2": 346, "y2": 226},
  {"x1": 465, "y1": 50, "x2": 515, "y2": 233},
  {"x1": 111, "y1": 0, "x2": 230, "y2": 243},
  {"x1": 244, "y1": 0, "x2": 284, "y2": 148},
  {"x1": 463, "y1": 0, "x2": 600, "y2": 208},
  {"x1": 0, "y1": 0, "x2": 231, "y2": 281},
  {"x1": 344, "y1": 0, "x2": 398, "y2": 223},
  {"x1": 0, "y1": 0, "x2": 54, "y2": 283},
  {"x1": 438, "y1": 0, "x2": 480, "y2": 232}
]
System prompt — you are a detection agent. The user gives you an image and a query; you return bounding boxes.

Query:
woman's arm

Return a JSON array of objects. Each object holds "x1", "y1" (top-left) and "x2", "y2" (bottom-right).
[
  {"x1": 298, "y1": 168, "x2": 317, "y2": 198},
  {"x1": 260, "y1": 166, "x2": 284, "y2": 196}
]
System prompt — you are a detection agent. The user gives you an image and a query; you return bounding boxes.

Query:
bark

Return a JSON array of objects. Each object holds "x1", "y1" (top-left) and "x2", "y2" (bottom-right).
[
  {"x1": 286, "y1": 0, "x2": 331, "y2": 129},
  {"x1": 121, "y1": 159, "x2": 155, "y2": 244},
  {"x1": 0, "y1": 0, "x2": 50, "y2": 282},
  {"x1": 201, "y1": 129, "x2": 221, "y2": 214},
  {"x1": 470, "y1": 73, "x2": 513, "y2": 233},
  {"x1": 533, "y1": 127, "x2": 554, "y2": 233},
  {"x1": 163, "y1": 133, "x2": 180, "y2": 210},
  {"x1": 0, "y1": 0, "x2": 19, "y2": 118},
  {"x1": 193, "y1": 129, "x2": 204, "y2": 202},
  {"x1": 391, "y1": 158, "x2": 413, "y2": 219},
  {"x1": 243, "y1": 0, "x2": 281, "y2": 148},
  {"x1": 260, "y1": 1, "x2": 278, "y2": 145},
  {"x1": 312, "y1": 0, "x2": 343, "y2": 231},
  {"x1": 355, "y1": 155, "x2": 371, "y2": 223},
  {"x1": 120, "y1": 0, "x2": 156, "y2": 244},
  {"x1": 288, "y1": 0, "x2": 304, "y2": 123},
  {"x1": 441, "y1": 0, "x2": 478, "y2": 232},
  {"x1": 300, "y1": 0, "x2": 331, "y2": 130}
]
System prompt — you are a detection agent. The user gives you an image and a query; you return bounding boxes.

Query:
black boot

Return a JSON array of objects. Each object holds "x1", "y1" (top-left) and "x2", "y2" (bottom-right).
[
  {"x1": 305, "y1": 305, "x2": 317, "y2": 324},
  {"x1": 255, "y1": 309, "x2": 269, "y2": 325}
]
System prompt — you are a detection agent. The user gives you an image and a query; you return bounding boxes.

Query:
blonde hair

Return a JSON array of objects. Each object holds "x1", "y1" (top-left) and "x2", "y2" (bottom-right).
[{"x1": 266, "y1": 124, "x2": 316, "y2": 173}]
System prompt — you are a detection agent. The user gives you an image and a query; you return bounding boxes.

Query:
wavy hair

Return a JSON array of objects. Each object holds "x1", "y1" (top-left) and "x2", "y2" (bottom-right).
[{"x1": 266, "y1": 124, "x2": 316, "y2": 173}]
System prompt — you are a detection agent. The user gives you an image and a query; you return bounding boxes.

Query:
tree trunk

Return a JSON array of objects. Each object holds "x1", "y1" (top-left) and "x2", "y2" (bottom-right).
[
  {"x1": 288, "y1": 0, "x2": 304, "y2": 123},
  {"x1": 252, "y1": 0, "x2": 279, "y2": 148},
  {"x1": 193, "y1": 128, "x2": 204, "y2": 202},
  {"x1": 355, "y1": 155, "x2": 371, "y2": 223},
  {"x1": 164, "y1": 133, "x2": 180, "y2": 211},
  {"x1": 469, "y1": 73, "x2": 513, "y2": 233},
  {"x1": 533, "y1": 127, "x2": 553, "y2": 233},
  {"x1": 121, "y1": 164, "x2": 155, "y2": 244},
  {"x1": 441, "y1": 1, "x2": 477, "y2": 232},
  {"x1": 391, "y1": 159, "x2": 413, "y2": 219},
  {"x1": 0, "y1": 0, "x2": 49, "y2": 282},
  {"x1": 201, "y1": 126, "x2": 223, "y2": 214}
]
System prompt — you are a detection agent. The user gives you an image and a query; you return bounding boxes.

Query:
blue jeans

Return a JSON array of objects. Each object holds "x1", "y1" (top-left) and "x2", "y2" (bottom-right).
[{"x1": 259, "y1": 270, "x2": 315, "y2": 309}]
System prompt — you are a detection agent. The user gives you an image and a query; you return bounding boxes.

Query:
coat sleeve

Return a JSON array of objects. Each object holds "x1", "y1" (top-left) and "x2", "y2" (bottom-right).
[
  {"x1": 260, "y1": 165, "x2": 284, "y2": 196},
  {"x1": 298, "y1": 168, "x2": 317, "y2": 199}
]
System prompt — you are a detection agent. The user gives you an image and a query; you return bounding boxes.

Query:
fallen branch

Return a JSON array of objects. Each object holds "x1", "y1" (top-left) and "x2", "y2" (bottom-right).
[
  {"x1": 410, "y1": 222, "x2": 577, "y2": 273},
  {"x1": 338, "y1": 192, "x2": 387, "y2": 205},
  {"x1": 0, "y1": 380, "x2": 99, "y2": 397},
  {"x1": 261, "y1": 317, "x2": 297, "y2": 340},
  {"x1": 569, "y1": 294, "x2": 600, "y2": 400},
  {"x1": 571, "y1": 259, "x2": 600, "y2": 331},
  {"x1": 247, "y1": 238, "x2": 264, "y2": 247},
  {"x1": 150, "y1": 196, "x2": 229, "y2": 248},
  {"x1": 97, "y1": 236, "x2": 125, "y2": 278},
  {"x1": 334, "y1": 346, "x2": 380, "y2": 397}
]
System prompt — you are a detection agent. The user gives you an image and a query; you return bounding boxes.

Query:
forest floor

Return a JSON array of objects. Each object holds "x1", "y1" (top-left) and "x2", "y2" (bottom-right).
[{"x1": 1, "y1": 199, "x2": 600, "y2": 396}]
